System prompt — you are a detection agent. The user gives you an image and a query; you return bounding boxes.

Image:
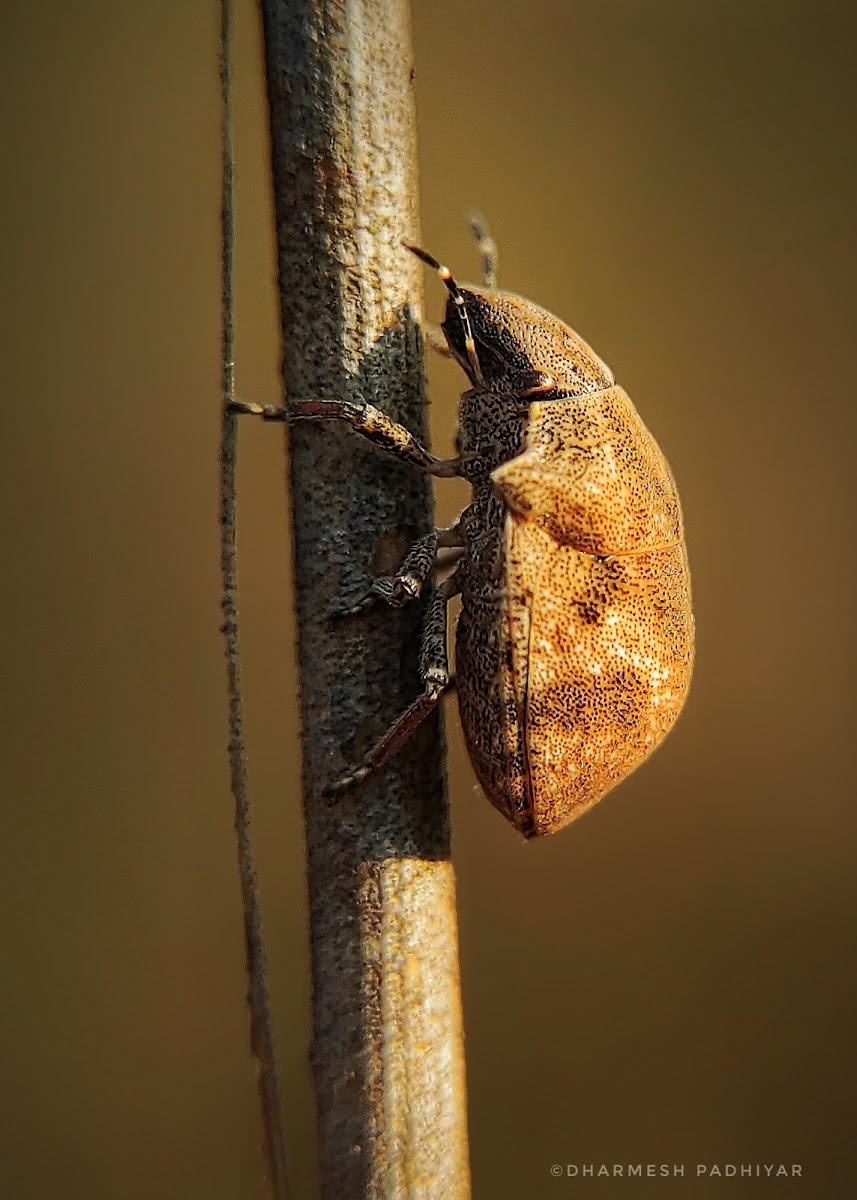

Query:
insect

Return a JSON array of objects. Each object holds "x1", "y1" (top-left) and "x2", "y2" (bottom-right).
[{"x1": 234, "y1": 222, "x2": 694, "y2": 837}]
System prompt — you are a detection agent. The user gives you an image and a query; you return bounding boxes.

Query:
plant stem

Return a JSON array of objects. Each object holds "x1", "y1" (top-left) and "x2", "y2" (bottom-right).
[
  {"x1": 219, "y1": 2, "x2": 290, "y2": 1196},
  {"x1": 258, "y1": 0, "x2": 470, "y2": 1195}
]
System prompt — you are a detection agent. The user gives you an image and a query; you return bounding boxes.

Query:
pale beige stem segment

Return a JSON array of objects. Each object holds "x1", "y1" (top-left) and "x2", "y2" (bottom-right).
[{"x1": 258, "y1": 1, "x2": 470, "y2": 1196}]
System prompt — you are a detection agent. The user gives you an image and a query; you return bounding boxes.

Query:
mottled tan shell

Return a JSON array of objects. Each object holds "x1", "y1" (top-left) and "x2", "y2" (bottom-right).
[{"x1": 455, "y1": 387, "x2": 694, "y2": 838}]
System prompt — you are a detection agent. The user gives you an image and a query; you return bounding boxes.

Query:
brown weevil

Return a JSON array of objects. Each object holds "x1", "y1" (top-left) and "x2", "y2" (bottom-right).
[{"x1": 234, "y1": 224, "x2": 694, "y2": 837}]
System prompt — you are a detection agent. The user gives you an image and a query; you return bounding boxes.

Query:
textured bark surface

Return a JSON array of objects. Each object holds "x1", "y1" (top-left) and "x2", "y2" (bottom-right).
[{"x1": 259, "y1": 1, "x2": 470, "y2": 1196}]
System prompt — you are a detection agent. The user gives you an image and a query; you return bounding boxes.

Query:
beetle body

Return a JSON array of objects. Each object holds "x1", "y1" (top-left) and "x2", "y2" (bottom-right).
[
  {"x1": 236, "y1": 238, "x2": 694, "y2": 838},
  {"x1": 443, "y1": 283, "x2": 694, "y2": 837}
]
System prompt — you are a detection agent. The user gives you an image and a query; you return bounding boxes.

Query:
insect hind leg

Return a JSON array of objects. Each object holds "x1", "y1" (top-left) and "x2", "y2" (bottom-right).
[{"x1": 323, "y1": 573, "x2": 460, "y2": 796}]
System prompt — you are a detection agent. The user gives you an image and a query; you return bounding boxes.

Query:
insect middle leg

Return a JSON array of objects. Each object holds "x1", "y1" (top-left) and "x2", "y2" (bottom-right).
[
  {"x1": 324, "y1": 572, "x2": 460, "y2": 796},
  {"x1": 337, "y1": 521, "x2": 464, "y2": 617},
  {"x1": 229, "y1": 398, "x2": 460, "y2": 477}
]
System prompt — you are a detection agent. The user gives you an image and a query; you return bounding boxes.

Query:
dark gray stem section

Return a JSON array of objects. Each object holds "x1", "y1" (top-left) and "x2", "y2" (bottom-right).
[{"x1": 259, "y1": 1, "x2": 470, "y2": 1196}]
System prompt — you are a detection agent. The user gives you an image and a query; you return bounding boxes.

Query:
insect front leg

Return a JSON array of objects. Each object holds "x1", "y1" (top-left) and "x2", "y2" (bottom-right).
[
  {"x1": 423, "y1": 325, "x2": 453, "y2": 358},
  {"x1": 228, "y1": 398, "x2": 460, "y2": 477},
  {"x1": 324, "y1": 572, "x2": 460, "y2": 797}
]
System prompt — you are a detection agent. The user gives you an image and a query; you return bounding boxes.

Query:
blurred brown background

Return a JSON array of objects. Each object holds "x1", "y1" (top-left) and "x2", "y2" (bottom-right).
[{"x1": 2, "y1": 0, "x2": 856, "y2": 1196}]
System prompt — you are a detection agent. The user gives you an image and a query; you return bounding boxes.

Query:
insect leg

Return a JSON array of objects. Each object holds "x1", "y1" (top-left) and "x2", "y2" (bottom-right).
[
  {"x1": 228, "y1": 398, "x2": 460, "y2": 477},
  {"x1": 423, "y1": 325, "x2": 453, "y2": 358},
  {"x1": 323, "y1": 572, "x2": 460, "y2": 796},
  {"x1": 335, "y1": 522, "x2": 465, "y2": 618}
]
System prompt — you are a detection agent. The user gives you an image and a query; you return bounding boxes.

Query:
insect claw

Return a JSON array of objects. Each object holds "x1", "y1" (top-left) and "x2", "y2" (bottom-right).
[
  {"x1": 393, "y1": 575, "x2": 421, "y2": 605},
  {"x1": 227, "y1": 399, "x2": 289, "y2": 421},
  {"x1": 227, "y1": 399, "x2": 264, "y2": 416},
  {"x1": 425, "y1": 669, "x2": 448, "y2": 697},
  {"x1": 322, "y1": 764, "x2": 370, "y2": 798},
  {"x1": 402, "y1": 240, "x2": 442, "y2": 272},
  {"x1": 328, "y1": 592, "x2": 378, "y2": 622},
  {"x1": 328, "y1": 571, "x2": 423, "y2": 623}
]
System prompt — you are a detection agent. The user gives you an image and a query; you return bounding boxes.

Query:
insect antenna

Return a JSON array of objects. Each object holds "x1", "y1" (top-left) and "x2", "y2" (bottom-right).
[
  {"x1": 403, "y1": 241, "x2": 485, "y2": 386},
  {"x1": 468, "y1": 212, "x2": 498, "y2": 289}
]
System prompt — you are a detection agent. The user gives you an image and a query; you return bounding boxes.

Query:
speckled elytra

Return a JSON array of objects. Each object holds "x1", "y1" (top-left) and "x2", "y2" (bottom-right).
[{"x1": 233, "y1": 222, "x2": 694, "y2": 837}]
